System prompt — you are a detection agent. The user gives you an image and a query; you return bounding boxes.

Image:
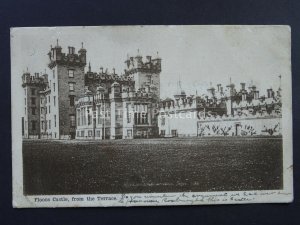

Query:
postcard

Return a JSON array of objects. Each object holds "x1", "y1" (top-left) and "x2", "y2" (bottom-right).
[{"x1": 11, "y1": 25, "x2": 293, "y2": 207}]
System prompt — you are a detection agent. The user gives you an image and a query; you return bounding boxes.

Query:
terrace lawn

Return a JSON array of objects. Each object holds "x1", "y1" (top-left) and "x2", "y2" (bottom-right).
[{"x1": 23, "y1": 137, "x2": 282, "y2": 195}]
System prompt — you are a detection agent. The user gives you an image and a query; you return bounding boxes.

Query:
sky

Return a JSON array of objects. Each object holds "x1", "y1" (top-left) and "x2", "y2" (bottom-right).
[{"x1": 11, "y1": 25, "x2": 290, "y2": 98}]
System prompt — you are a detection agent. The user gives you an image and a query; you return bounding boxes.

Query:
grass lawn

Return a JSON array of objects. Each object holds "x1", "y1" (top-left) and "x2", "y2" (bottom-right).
[{"x1": 23, "y1": 136, "x2": 283, "y2": 195}]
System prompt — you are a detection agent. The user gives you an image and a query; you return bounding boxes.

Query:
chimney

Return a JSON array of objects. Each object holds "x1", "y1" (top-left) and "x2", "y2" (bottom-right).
[
  {"x1": 240, "y1": 83, "x2": 246, "y2": 90},
  {"x1": 112, "y1": 68, "x2": 115, "y2": 75},
  {"x1": 242, "y1": 93, "x2": 247, "y2": 101},
  {"x1": 254, "y1": 91, "x2": 259, "y2": 100},
  {"x1": 100, "y1": 67, "x2": 103, "y2": 73},
  {"x1": 146, "y1": 56, "x2": 152, "y2": 63},
  {"x1": 220, "y1": 86, "x2": 224, "y2": 94},
  {"x1": 267, "y1": 88, "x2": 273, "y2": 98},
  {"x1": 68, "y1": 46, "x2": 75, "y2": 54},
  {"x1": 217, "y1": 84, "x2": 221, "y2": 92}
]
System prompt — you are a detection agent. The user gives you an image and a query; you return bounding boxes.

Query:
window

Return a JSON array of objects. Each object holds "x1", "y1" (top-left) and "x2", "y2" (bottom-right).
[
  {"x1": 77, "y1": 131, "x2": 80, "y2": 137},
  {"x1": 45, "y1": 107, "x2": 47, "y2": 114},
  {"x1": 49, "y1": 120, "x2": 51, "y2": 129},
  {"x1": 147, "y1": 75, "x2": 151, "y2": 84},
  {"x1": 69, "y1": 83, "x2": 74, "y2": 91},
  {"x1": 25, "y1": 98, "x2": 26, "y2": 105},
  {"x1": 53, "y1": 70, "x2": 55, "y2": 79},
  {"x1": 171, "y1": 129, "x2": 177, "y2": 137},
  {"x1": 134, "y1": 112, "x2": 138, "y2": 125},
  {"x1": 81, "y1": 130, "x2": 84, "y2": 137},
  {"x1": 141, "y1": 113, "x2": 148, "y2": 124},
  {"x1": 31, "y1": 107, "x2": 36, "y2": 115},
  {"x1": 87, "y1": 108, "x2": 92, "y2": 125},
  {"x1": 49, "y1": 105, "x2": 51, "y2": 114},
  {"x1": 31, "y1": 97, "x2": 36, "y2": 105},
  {"x1": 88, "y1": 130, "x2": 93, "y2": 137},
  {"x1": 41, "y1": 121, "x2": 44, "y2": 130},
  {"x1": 53, "y1": 83, "x2": 55, "y2": 92},
  {"x1": 160, "y1": 130, "x2": 165, "y2": 136},
  {"x1": 77, "y1": 110, "x2": 80, "y2": 126},
  {"x1": 31, "y1": 89, "x2": 36, "y2": 95},
  {"x1": 116, "y1": 109, "x2": 122, "y2": 119},
  {"x1": 96, "y1": 130, "x2": 101, "y2": 137},
  {"x1": 70, "y1": 96, "x2": 75, "y2": 106},
  {"x1": 54, "y1": 115, "x2": 56, "y2": 127},
  {"x1": 127, "y1": 112, "x2": 131, "y2": 123},
  {"x1": 97, "y1": 106, "x2": 102, "y2": 124},
  {"x1": 25, "y1": 107, "x2": 26, "y2": 114},
  {"x1": 32, "y1": 121, "x2": 36, "y2": 131},
  {"x1": 48, "y1": 96, "x2": 50, "y2": 103},
  {"x1": 70, "y1": 115, "x2": 76, "y2": 127},
  {"x1": 68, "y1": 69, "x2": 74, "y2": 78},
  {"x1": 54, "y1": 96, "x2": 56, "y2": 106},
  {"x1": 81, "y1": 109, "x2": 85, "y2": 125}
]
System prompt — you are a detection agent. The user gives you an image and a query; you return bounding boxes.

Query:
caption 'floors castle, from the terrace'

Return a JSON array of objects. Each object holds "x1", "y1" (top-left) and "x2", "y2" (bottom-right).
[{"x1": 21, "y1": 41, "x2": 282, "y2": 140}]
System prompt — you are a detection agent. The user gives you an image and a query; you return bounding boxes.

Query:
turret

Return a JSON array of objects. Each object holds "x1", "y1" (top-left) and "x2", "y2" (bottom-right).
[
  {"x1": 48, "y1": 41, "x2": 86, "y2": 69},
  {"x1": 254, "y1": 90, "x2": 259, "y2": 100},
  {"x1": 267, "y1": 88, "x2": 274, "y2": 98},
  {"x1": 226, "y1": 82, "x2": 235, "y2": 97},
  {"x1": 111, "y1": 82, "x2": 121, "y2": 98},
  {"x1": 207, "y1": 82, "x2": 215, "y2": 98},
  {"x1": 78, "y1": 42, "x2": 87, "y2": 64},
  {"x1": 134, "y1": 49, "x2": 143, "y2": 68},
  {"x1": 240, "y1": 82, "x2": 246, "y2": 90},
  {"x1": 48, "y1": 39, "x2": 62, "y2": 61}
]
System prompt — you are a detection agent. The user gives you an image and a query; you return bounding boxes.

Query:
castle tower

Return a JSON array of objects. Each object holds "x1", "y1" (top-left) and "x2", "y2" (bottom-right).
[
  {"x1": 207, "y1": 82, "x2": 215, "y2": 99},
  {"x1": 124, "y1": 51, "x2": 161, "y2": 101},
  {"x1": 22, "y1": 71, "x2": 47, "y2": 138},
  {"x1": 48, "y1": 41, "x2": 86, "y2": 139},
  {"x1": 226, "y1": 78, "x2": 235, "y2": 116}
]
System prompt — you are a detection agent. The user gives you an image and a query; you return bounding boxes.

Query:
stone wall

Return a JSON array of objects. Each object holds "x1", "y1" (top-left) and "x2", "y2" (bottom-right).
[{"x1": 197, "y1": 116, "x2": 281, "y2": 136}]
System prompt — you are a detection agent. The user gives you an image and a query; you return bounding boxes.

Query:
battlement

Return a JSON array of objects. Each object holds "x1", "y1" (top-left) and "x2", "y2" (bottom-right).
[
  {"x1": 124, "y1": 53, "x2": 161, "y2": 75},
  {"x1": 48, "y1": 40, "x2": 87, "y2": 69},
  {"x1": 85, "y1": 70, "x2": 135, "y2": 83},
  {"x1": 159, "y1": 96, "x2": 198, "y2": 112},
  {"x1": 159, "y1": 79, "x2": 282, "y2": 119},
  {"x1": 75, "y1": 84, "x2": 156, "y2": 107},
  {"x1": 22, "y1": 72, "x2": 48, "y2": 88}
]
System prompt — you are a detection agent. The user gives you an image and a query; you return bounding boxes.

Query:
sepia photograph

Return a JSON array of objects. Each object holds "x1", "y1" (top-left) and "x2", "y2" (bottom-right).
[{"x1": 11, "y1": 25, "x2": 293, "y2": 207}]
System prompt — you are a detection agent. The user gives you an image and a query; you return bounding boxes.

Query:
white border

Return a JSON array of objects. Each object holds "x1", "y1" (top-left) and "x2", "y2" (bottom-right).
[{"x1": 11, "y1": 25, "x2": 293, "y2": 208}]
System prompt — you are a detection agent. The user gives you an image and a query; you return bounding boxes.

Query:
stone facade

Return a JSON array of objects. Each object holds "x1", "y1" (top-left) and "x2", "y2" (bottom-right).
[
  {"x1": 158, "y1": 81, "x2": 282, "y2": 137},
  {"x1": 75, "y1": 53, "x2": 161, "y2": 140},
  {"x1": 22, "y1": 41, "x2": 282, "y2": 140},
  {"x1": 22, "y1": 72, "x2": 47, "y2": 138},
  {"x1": 22, "y1": 41, "x2": 161, "y2": 140}
]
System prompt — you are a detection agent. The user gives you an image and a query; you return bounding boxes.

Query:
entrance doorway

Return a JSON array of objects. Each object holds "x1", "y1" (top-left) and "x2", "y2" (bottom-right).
[{"x1": 235, "y1": 123, "x2": 241, "y2": 136}]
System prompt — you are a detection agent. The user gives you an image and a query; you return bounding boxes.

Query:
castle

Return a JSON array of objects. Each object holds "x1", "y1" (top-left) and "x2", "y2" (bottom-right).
[
  {"x1": 21, "y1": 41, "x2": 282, "y2": 140},
  {"x1": 158, "y1": 80, "x2": 282, "y2": 137},
  {"x1": 22, "y1": 41, "x2": 161, "y2": 139}
]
